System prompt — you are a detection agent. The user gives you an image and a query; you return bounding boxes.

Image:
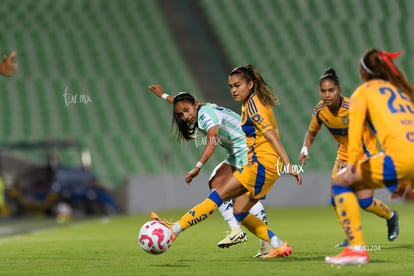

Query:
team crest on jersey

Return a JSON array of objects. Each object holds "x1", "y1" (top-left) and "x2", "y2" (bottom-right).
[
  {"x1": 251, "y1": 114, "x2": 263, "y2": 124},
  {"x1": 342, "y1": 116, "x2": 348, "y2": 125}
]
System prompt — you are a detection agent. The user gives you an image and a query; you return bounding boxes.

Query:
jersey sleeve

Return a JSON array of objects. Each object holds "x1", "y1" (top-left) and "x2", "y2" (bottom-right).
[
  {"x1": 348, "y1": 86, "x2": 368, "y2": 165},
  {"x1": 308, "y1": 109, "x2": 322, "y2": 133},
  {"x1": 198, "y1": 105, "x2": 220, "y2": 132},
  {"x1": 247, "y1": 97, "x2": 273, "y2": 134}
]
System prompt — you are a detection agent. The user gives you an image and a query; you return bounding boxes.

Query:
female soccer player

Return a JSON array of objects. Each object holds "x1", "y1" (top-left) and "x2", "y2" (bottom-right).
[
  {"x1": 299, "y1": 68, "x2": 399, "y2": 248},
  {"x1": 148, "y1": 85, "x2": 272, "y2": 257},
  {"x1": 325, "y1": 49, "x2": 414, "y2": 265},
  {"x1": 151, "y1": 64, "x2": 301, "y2": 259}
]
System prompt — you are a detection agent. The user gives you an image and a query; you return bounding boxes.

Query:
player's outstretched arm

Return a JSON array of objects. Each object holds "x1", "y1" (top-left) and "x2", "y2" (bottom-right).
[
  {"x1": 148, "y1": 84, "x2": 174, "y2": 104},
  {"x1": 299, "y1": 130, "x2": 317, "y2": 165},
  {"x1": 0, "y1": 51, "x2": 17, "y2": 77},
  {"x1": 185, "y1": 126, "x2": 219, "y2": 184}
]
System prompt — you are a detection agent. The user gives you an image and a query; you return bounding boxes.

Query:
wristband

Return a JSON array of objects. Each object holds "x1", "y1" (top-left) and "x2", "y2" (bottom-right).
[
  {"x1": 300, "y1": 146, "x2": 308, "y2": 156},
  {"x1": 161, "y1": 93, "x2": 169, "y2": 101},
  {"x1": 196, "y1": 161, "x2": 204, "y2": 169}
]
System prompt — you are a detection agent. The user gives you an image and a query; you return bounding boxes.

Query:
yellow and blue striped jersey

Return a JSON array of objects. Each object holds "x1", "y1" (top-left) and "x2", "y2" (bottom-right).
[
  {"x1": 308, "y1": 96, "x2": 378, "y2": 161},
  {"x1": 240, "y1": 93, "x2": 279, "y2": 166}
]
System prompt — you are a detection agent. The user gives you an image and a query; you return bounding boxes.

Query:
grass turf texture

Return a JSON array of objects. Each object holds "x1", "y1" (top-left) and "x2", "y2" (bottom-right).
[{"x1": 1, "y1": 203, "x2": 414, "y2": 275}]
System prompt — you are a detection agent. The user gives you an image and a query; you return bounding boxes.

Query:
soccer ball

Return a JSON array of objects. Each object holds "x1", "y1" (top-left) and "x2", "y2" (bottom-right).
[{"x1": 138, "y1": 221, "x2": 173, "y2": 254}]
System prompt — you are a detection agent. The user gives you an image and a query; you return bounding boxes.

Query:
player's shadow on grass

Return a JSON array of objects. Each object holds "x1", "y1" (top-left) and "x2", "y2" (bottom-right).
[
  {"x1": 236, "y1": 256, "x2": 390, "y2": 263},
  {"x1": 234, "y1": 256, "x2": 324, "y2": 262}
]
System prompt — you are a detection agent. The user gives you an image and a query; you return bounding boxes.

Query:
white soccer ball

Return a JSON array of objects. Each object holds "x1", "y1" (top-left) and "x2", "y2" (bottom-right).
[{"x1": 138, "y1": 221, "x2": 173, "y2": 254}]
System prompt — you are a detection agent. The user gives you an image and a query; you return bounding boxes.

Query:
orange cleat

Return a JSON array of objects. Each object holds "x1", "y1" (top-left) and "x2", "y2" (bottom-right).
[
  {"x1": 261, "y1": 241, "x2": 292, "y2": 259},
  {"x1": 325, "y1": 247, "x2": 369, "y2": 265},
  {"x1": 150, "y1": 212, "x2": 176, "y2": 241}
]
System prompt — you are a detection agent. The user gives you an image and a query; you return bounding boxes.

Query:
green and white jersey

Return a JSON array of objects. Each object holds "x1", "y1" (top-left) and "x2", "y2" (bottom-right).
[{"x1": 196, "y1": 103, "x2": 248, "y2": 168}]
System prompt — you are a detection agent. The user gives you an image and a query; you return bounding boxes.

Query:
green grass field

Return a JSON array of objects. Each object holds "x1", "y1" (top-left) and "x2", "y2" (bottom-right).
[{"x1": 0, "y1": 203, "x2": 413, "y2": 275}]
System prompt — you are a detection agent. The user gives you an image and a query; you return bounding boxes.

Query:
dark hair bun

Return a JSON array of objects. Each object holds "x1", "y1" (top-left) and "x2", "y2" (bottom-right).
[
  {"x1": 320, "y1": 68, "x2": 340, "y2": 86},
  {"x1": 323, "y1": 68, "x2": 336, "y2": 77}
]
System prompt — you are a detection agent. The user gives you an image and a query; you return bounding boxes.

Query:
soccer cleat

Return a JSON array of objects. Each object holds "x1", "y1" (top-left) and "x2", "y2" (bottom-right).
[
  {"x1": 335, "y1": 238, "x2": 349, "y2": 248},
  {"x1": 261, "y1": 241, "x2": 292, "y2": 259},
  {"x1": 150, "y1": 212, "x2": 176, "y2": 241},
  {"x1": 387, "y1": 211, "x2": 399, "y2": 241},
  {"x1": 253, "y1": 243, "x2": 273, "y2": 258},
  {"x1": 217, "y1": 227, "x2": 248, "y2": 248},
  {"x1": 325, "y1": 247, "x2": 369, "y2": 265}
]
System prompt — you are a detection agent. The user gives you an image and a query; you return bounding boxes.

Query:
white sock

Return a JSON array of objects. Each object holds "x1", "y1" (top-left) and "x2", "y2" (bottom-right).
[
  {"x1": 172, "y1": 222, "x2": 183, "y2": 236},
  {"x1": 270, "y1": 236, "x2": 284, "y2": 248},
  {"x1": 218, "y1": 200, "x2": 240, "y2": 229},
  {"x1": 249, "y1": 201, "x2": 268, "y2": 225}
]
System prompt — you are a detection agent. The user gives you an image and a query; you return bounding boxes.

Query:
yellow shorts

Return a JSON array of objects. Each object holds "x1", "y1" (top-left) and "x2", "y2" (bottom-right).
[
  {"x1": 233, "y1": 160, "x2": 281, "y2": 200},
  {"x1": 354, "y1": 152, "x2": 414, "y2": 192}
]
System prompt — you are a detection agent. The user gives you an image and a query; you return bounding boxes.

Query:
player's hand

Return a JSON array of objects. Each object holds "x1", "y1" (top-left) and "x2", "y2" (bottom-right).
[
  {"x1": 185, "y1": 167, "x2": 200, "y2": 184},
  {"x1": 288, "y1": 166, "x2": 302, "y2": 185},
  {"x1": 298, "y1": 153, "x2": 308, "y2": 165},
  {"x1": 148, "y1": 85, "x2": 165, "y2": 98},
  {"x1": 389, "y1": 190, "x2": 405, "y2": 201},
  {"x1": 299, "y1": 146, "x2": 309, "y2": 165},
  {"x1": 344, "y1": 164, "x2": 357, "y2": 185},
  {"x1": 389, "y1": 181, "x2": 411, "y2": 201},
  {"x1": 0, "y1": 51, "x2": 17, "y2": 77}
]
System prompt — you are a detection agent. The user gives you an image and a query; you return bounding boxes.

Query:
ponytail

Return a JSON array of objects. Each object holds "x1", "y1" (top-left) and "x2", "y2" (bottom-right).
[{"x1": 360, "y1": 49, "x2": 414, "y2": 102}]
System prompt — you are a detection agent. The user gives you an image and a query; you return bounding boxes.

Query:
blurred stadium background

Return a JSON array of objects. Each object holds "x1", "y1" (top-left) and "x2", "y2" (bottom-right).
[{"x1": 0, "y1": 0, "x2": 413, "y2": 212}]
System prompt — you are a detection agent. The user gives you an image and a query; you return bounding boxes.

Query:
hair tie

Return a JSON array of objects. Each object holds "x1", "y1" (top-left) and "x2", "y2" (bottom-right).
[
  {"x1": 378, "y1": 50, "x2": 402, "y2": 77},
  {"x1": 233, "y1": 69, "x2": 255, "y2": 82}
]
